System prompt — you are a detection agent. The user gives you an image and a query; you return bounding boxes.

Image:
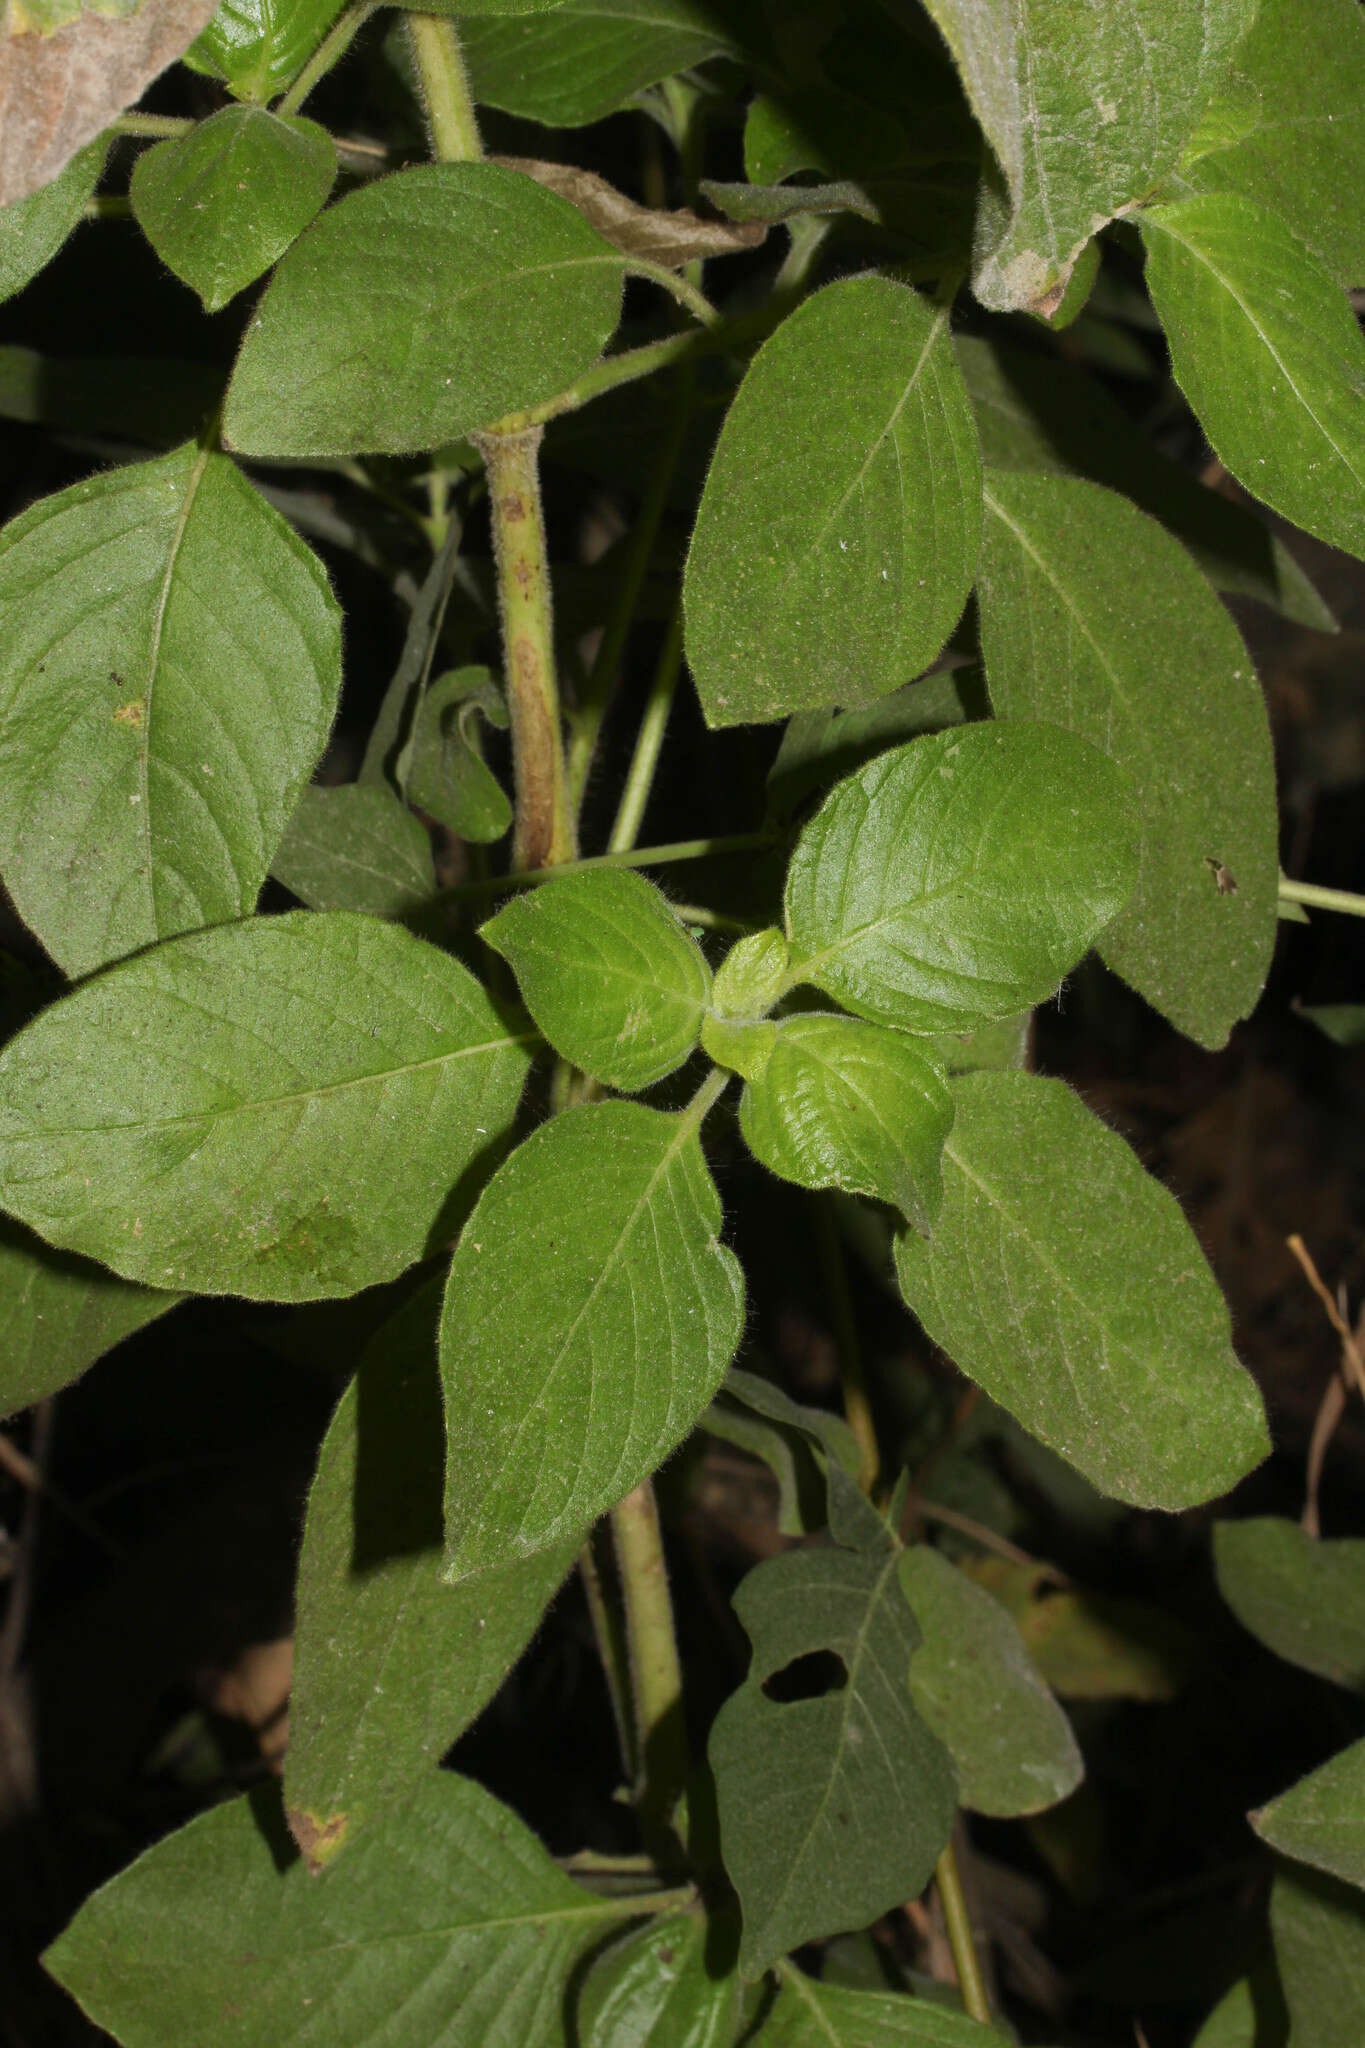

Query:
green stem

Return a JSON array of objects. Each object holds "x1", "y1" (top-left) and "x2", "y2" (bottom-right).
[
  {"x1": 84, "y1": 195, "x2": 132, "y2": 219},
  {"x1": 668, "y1": 902, "x2": 759, "y2": 934},
  {"x1": 1279, "y1": 875, "x2": 1365, "y2": 919},
  {"x1": 431, "y1": 829, "x2": 777, "y2": 908},
  {"x1": 276, "y1": 0, "x2": 380, "y2": 115},
  {"x1": 111, "y1": 113, "x2": 190, "y2": 139},
  {"x1": 936, "y1": 1839, "x2": 991, "y2": 2024},
  {"x1": 472, "y1": 425, "x2": 575, "y2": 869},
  {"x1": 607, "y1": 600, "x2": 684, "y2": 855},
  {"x1": 406, "y1": 12, "x2": 482, "y2": 162},
  {"x1": 625, "y1": 259, "x2": 722, "y2": 329},
  {"x1": 815, "y1": 1197, "x2": 879, "y2": 1496},
  {"x1": 609, "y1": 1480, "x2": 689, "y2": 1830}
]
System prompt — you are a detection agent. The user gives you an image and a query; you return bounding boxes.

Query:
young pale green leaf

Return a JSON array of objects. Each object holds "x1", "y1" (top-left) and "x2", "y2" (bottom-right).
[
  {"x1": 442, "y1": 1098, "x2": 743, "y2": 1579},
  {"x1": 184, "y1": 0, "x2": 345, "y2": 101},
  {"x1": 287, "y1": 1281, "x2": 573, "y2": 1869},
  {"x1": 978, "y1": 470, "x2": 1278, "y2": 1049},
  {"x1": 0, "y1": 912, "x2": 534, "y2": 1302},
  {"x1": 685, "y1": 277, "x2": 981, "y2": 728},
  {"x1": 1213, "y1": 1518, "x2": 1365, "y2": 1690},
  {"x1": 900, "y1": 1545, "x2": 1081, "y2": 1818},
  {"x1": 921, "y1": 0, "x2": 1253, "y2": 313},
  {"x1": 784, "y1": 723, "x2": 1138, "y2": 1034},
  {"x1": 271, "y1": 784, "x2": 435, "y2": 917},
  {"x1": 130, "y1": 107, "x2": 335, "y2": 314},
  {"x1": 759, "y1": 1968, "x2": 1012, "y2": 2046},
  {"x1": 0, "y1": 137, "x2": 103, "y2": 305},
  {"x1": 1253, "y1": 1738, "x2": 1365, "y2": 1890},
  {"x1": 0, "y1": 1218, "x2": 177, "y2": 1420},
  {"x1": 403, "y1": 667, "x2": 511, "y2": 843},
  {"x1": 710, "y1": 1545, "x2": 956, "y2": 1980},
  {"x1": 1142, "y1": 194, "x2": 1365, "y2": 563},
  {"x1": 1271, "y1": 1864, "x2": 1365, "y2": 2041},
  {"x1": 956, "y1": 333, "x2": 1334, "y2": 629},
  {"x1": 44, "y1": 1774, "x2": 635, "y2": 2047},
  {"x1": 481, "y1": 869, "x2": 711, "y2": 1091},
  {"x1": 701, "y1": 927, "x2": 789, "y2": 1081},
  {"x1": 894, "y1": 1072, "x2": 1270, "y2": 1509},
  {"x1": 0, "y1": 443, "x2": 341, "y2": 978},
  {"x1": 457, "y1": 0, "x2": 734, "y2": 127},
  {"x1": 1180, "y1": 0, "x2": 1365, "y2": 289},
  {"x1": 738, "y1": 1014, "x2": 953, "y2": 1234},
  {"x1": 223, "y1": 161, "x2": 625, "y2": 458},
  {"x1": 578, "y1": 1912, "x2": 740, "y2": 2048}
]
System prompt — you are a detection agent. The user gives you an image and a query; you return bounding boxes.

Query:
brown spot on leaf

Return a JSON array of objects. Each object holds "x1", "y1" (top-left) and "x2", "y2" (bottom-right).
[
  {"x1": 113, "y1": 698, "x2": 145, "y2": 726},
  {"x1": 1204, "y1": 856, "x2": 1238, "y2": 896},
  {"x1": 288, "y1": 1807, "x2": 349, "y2": 1874}
]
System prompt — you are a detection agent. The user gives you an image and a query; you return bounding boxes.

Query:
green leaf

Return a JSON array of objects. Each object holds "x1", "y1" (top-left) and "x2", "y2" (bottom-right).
[
  {"x1": 1297, "y1": 1002, "x2": 1365, "y2": 1048},
  {"x1": 766, "y1": 668, "x2": 988, "y2": 825},
  {"x1": 0, "y1": 137, "x2": 103, "y2": 305},
  {"x1": 404, "y1": 667, "x2": 511, "y2": 843},
  {"x1": 900, "y1": 1545, "x2": 1082, "y2": 1817},
  {"x1": 271, "y1": 784, "x2": 435, "y2": 916},
  {"x1": 287, "y1": 1281, "x2": 574, "y2": 1868},
  {"x1": 717, "y1": 1365, "x2": 883, "y2": 1554},
  {"x1": 700, "y1": 926, "x2": 788, "y2": 1081},
  {"x1": 759, "y1": 1968, "x2": 1012, "y2": 2046},
  {"x1": 955, "y1": 333, "x2": 1335, "y2": 629},
  {"x1": 1271, "y1": 1863, "x2": 1365, "y2": 2042},
  {"x1": 442, "y1": 1098, "x2": 743, "y2": 1579},
  {"x1": 1142, "y1": 193, "x2": 1365, "y2": 562},
  {"x1": 1213, "y1": 1517, "x2": 1365, "y2": 1690},
  {"x1": 738, "y1": 1014, "x2": 953, "y2": 1234},
  {"x1": 894, "y1": 1071, "x2": 1270, "y2": 1509},
  {"x1": 1190, "y1": 1981, "x2": 1257, "y2": 2048},
  {"x1": 457, "y1": 0, "x2": 734, "y2": 128},
  {"x1": 185, "y1": 0, "x2": 346, "y2": 101},
  {"x1": 961, "y1": 1556, "x2": 1191, "y2": 1701},
  {"x1": 710, "y1": 1544, "x2": 956, "y2": 1979},
  {"x1": 0, "y1": 443, "x2": 342, "y2": 978},
  {"x1": 1254, "y1": 1738, "x2": 1365, "y2": 1891},
  {"x1": 481, "y1": 869, "x2": 711, "y2": 1092},
  {"x1": 579, "y1": 1912, "x2": 740, "y2": 2048},
  {"x1": 1179, "y1": 0, "x2": 1365, "y2": 289},
  {"x1": 684, "y1": 277, "x2": 982, "y2": 728},
  {"x1": 920, "y1": 0, "x2": 1254, "y2": 312},
  {"x1": 0, "y1": 1217, "x2": 177, "y2": 1420},
  {"x1": 224, "y1": 161, "x2": 625, "y2": 459},
  {"x1": 978, "y1": 470, "x2": 1278, "y2": 1048},
  {"x1": 705, "y1": 1371, "x2": 853, "y2": 1541},
  {"x1": 783, "y1": 723, "x2": 1138, "y2": 1034},
  {"x1": 744, "y1": 84, "x2": 913, "y2": 188},
  {"x1": 130, "y1": 107, "x2": 335, "y2": 314},
  {"x1": 44, "y1": 1775, "x2": 635, "y2": 2047},
  {"x1": 0, "y1": 911, "x2": 534, "y2": 1302}
]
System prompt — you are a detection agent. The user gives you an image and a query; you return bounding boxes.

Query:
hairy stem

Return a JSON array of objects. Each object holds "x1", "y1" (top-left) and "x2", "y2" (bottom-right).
[
  {"x1": 610, "y1": 1480, "x2": 689, "y2": 1830},
  {"x1": 427, "y1": 829, "x2": 777, "y2": 909},
  {"x1": 276, "y1": 0, "x2": 380, "y2": 116},
  {"x1": 1279, "y1": 875, "x2": 1365, "y2": 919},
  {"x1": 406, "y1": 12, "x2": 482, "y2": 163},
  {"x1": 936, "y1": 1838, "x2": 991, "y2": 2024},
  {"x1": 472, "y1": 426, "x2": 575, "y2": 869}
]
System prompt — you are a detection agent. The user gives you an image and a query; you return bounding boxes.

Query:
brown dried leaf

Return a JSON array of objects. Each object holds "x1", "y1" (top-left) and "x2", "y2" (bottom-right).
[
  {"x1": 0, "y1": 0, "x2": 219, "y2": 208},
  {"x1": 492, "y1": 155, "x2": 767, "y2": 267}
]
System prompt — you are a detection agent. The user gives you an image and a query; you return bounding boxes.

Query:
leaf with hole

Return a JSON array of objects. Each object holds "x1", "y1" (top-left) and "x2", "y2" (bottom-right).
[
  {"x1": 1214, "y1": 1518, "x2": 1365, "y2": 1690},
  {"x1": 224, "y1": 161, "x2": 626, "y2": 458},
  {"x1": 738, "y1": 1013, "x2": 953, "y2": 1233},
  {"x1": 271, "y1": 784, "x2": 434, "y2": 917},
  {"x1": 894, "y1": 1071, "x2": 1270, "y2": 1509},
  {"x1": 920, "y1": 0, "x2": 1254, "y2": 312},
  {"x1": 978, "y1": 469, "x2": 1278, "y2": 1048},
  {"x1": 43, "y1": 1775, "x2": 636, "y2": 2047},
  {"x1": 442, "y1": 1098, "x2": 744, "y2": 1579},
  {"x1": 0, "y1": 1217, "x2": 178, "y2": 1420},
  {"x1": 0, "y1": 442, "x2": 341, "y2": 977},
  {"x1": 184, "y1": 0, "x2": 346, "y2": 101},
  {"x1": 783, "y1": 723, "x2": 1138, "y2": 1034},
  {"x1": 130, "y1": 107, "x2": 335, "y2": 314},
  {"x1": 900, "y1": 1545, "x2": 1082, "y2": 1817},
  {"x1": 457, "y1": 0, "x2": 735, "y2": 128},
  {"x1": 481, "y1": 869, "x2": 711, "y2": 1091},
  {"x1": 1142, "y1": 193, "x2": 1365, "y2": 562},
  {"x1": 287, "y1": 1281, "x2": 574, "y2": 1868},
  {"x1": 1253, "y1": 1737, "x2": 1365, "y2": 1891},
  {"x1": 710, "y1": 1543, "x2": 956, "y2": 1979},
  {"x1": 685, "y1": 277, "x2": 981, "y2": 728},
  {"x1": 0, "y1": 911, "x2": 534, "y2": 1302}
]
